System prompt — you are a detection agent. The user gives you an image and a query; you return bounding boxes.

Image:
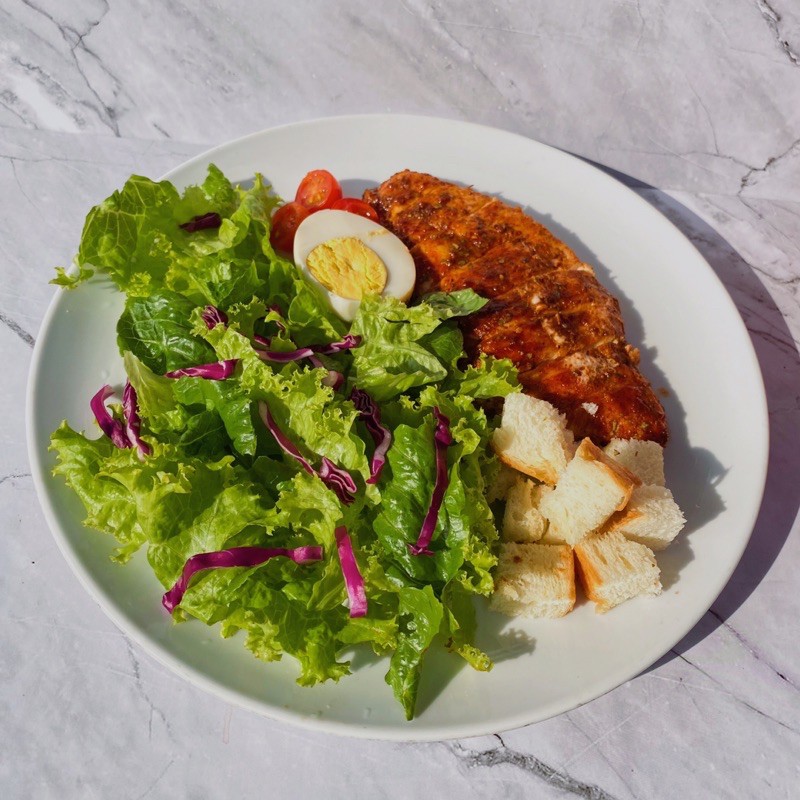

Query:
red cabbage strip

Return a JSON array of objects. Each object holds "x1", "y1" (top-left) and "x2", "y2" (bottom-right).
[
  {"x1": 254, "y1": 333, "x2": 361, "y2": 364},
  {"x1": 409, "y1": 407, "x2": 453, "y2": 556},
  {"x1": 122, "y1": 381, "x2": 152, "y2": 458},
  {"x1": 309, "y1": 354, "x2": 344, "y2": 391},
  {"x1": 350, "y1": 388, "x2": 391, "y2": 484},
  {"x1": 252, "y1": 309, "x2": 287, "y2": 348},
  {"x1": 318, "y1": 333, "x2": 361, "y2": 354},
  {"x1": 335, "y1": 527, "x2": 367, "y2": 618},
  {"x1": 267, "y1": 306, "x2": 287, "y2": 332},
  {"x1": 258, "y1": 401, "x2": 356, "y2": 504},
  {"x1": 253, "y1": 335, "x2": 345, "y2": 391},
  {"x1": 258, "y1": 402, "x2": 315, "y2": 476},
  {"x1": 90, "y1": 385, "x2": 130, "y2": 449},
  {"x1": 318, "y1": 457, "x2": 357, "y2": 506},
  {"x1": 164, "y1": 360, "x2": 237, "y2": 380},
  {"x1": 179, "y1": 212, "x2": 222, "y2": 232},
  {"x1": 202, "y1": 305, "x2": 228, "y2": 329},
  {"x1": 162, "y1": 545, "x2": 323, "y2": 613}
]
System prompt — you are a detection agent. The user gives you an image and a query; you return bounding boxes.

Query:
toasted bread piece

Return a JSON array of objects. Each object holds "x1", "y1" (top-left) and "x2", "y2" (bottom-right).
[
  {"x1": 502, "y1": 477, "x2": 552, "y2": 542},
  {"x1": 490, "y1": 543, "x2": 576, "y2": 618},
  {"x1": 603, "y1": 439, "x2": 666, "y2": 487},
  {"x1": 491, "y1": 393, "x2": 575, "y2": 484},
  {"x1": 486, "y1": 461, "x2": 519, "y2": 503},
  {"x1": 606, "y1": 485, "x2": 685, "y2": 551},
  {"x1": 574, "y1": 530, "x2": 661, "y2": 612},
  {"x1": 539, "y1": 438, "x2": 640, "y2": 546}
]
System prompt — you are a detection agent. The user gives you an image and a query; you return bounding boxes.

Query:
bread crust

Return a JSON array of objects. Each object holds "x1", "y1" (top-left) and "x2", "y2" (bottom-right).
[
  {"x1": 573, "y1": 542, "x2": 608, "y2": 611},
  {"x1": 574, "y1": 531, "x2": 661, "y2": 613},
  {"x1": 493, "y1": 447, "x2": 560, "y2": 485},
  {"x1": 576, "y1": 438, "x2": 640, "y2": 510},
  {"x1": 491, "y1": 543, "x2": 576, "y2": 618}
]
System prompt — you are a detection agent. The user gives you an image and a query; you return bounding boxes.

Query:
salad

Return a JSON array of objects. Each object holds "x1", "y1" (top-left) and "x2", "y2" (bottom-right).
[{"x1": 50, "y1": 165, "x2": 519, "y2": 720}]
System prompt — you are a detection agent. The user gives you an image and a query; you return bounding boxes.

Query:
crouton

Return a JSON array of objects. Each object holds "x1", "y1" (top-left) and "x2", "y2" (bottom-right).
[
  {"x1": 539, "y1": 439, "x2": 640, "y2": 546},
  {"x1": 603, "y1": 438, "x2": 666, "y2": 487},
  {"x1": 491, "y1": 393, "x2": 575, "y2": 485},
  {"x1": 606, "y1": 484, "x2": 685, "y2": 551},
  {"x1": 574, "y1": 530, "x2": 661, "y2": 612},
  {"x1": 502, "y1": 477, "x2": 551, "y2": 542},
  {"x1": 490, "y1": 542, "x2": 576, "y2": 618}
]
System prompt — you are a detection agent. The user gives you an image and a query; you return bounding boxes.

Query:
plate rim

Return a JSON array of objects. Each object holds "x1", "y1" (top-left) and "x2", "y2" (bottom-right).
[{"x1": 26, "y1": 113, "x2": 770, "y2": 741}]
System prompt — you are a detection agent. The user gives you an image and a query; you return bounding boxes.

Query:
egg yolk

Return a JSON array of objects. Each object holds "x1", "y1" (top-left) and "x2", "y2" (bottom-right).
[{"x1": 306, "y1": 237, "x2": 388, "y2": 300}]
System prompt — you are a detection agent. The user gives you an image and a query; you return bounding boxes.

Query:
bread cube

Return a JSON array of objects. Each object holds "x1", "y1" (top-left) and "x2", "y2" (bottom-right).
[
  {"x1": 603, "y1": 438, "x2": 666, "y2": 487},
  {"x1": 490, "y1": 543, "x2": 576, "y2": 619},
  {"x1": 485, "y1": 461, "x2": 519, "y2": 503},
  {"x1": 491, "y1": 393, "x2": 575, "y2": 485},
  {"x1": 574, "y1": 530, "x2": 662, "y2": 613},
  {"x1": 502, "y1": 477, "x2": 551, "y2": 542},
  {"x1": 606, "y1": 484, "x2": 685, "y2": 551},
  {"x1": 539, "y1": 438, "x2": 640, "y2": 546}
]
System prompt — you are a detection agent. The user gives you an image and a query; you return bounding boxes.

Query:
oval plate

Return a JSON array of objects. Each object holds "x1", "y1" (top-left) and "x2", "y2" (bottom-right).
[{"x1": 27, "y1": 115, "x2": 768, "y2": 740}]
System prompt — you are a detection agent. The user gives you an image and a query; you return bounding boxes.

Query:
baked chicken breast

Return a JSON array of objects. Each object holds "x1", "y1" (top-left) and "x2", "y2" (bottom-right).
[{"x1": 364, "y1": 170, "x2": 667, "y2": 444}]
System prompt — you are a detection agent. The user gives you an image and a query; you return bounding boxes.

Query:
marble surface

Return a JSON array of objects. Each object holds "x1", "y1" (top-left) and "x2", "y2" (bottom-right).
[{"x1": 2, "y1": 1, "x2": 799, "y2": 797}]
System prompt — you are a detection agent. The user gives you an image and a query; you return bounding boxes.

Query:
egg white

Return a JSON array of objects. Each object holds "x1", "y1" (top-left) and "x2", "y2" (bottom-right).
[{"x1": 293, "y1": 210, "x2": 416, "y2": 321}]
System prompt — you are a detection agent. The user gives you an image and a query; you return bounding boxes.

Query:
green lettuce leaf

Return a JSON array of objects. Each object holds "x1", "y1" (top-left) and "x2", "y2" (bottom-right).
[
  {"x1": 385, "y1": 585, "x2": 444, "y2": 720},
  {"x1": 350, "y1": 291, "x2": 486, "y2": 401},
  {"x1": 117, "y1": 290, "x2": 216, "y2": 373},
  {"x1": 50, "y1": 422, "x2": 146, "y2": 561},
  {"x1": 73, "y1": 174, "x2": 181, "y2": 292}
]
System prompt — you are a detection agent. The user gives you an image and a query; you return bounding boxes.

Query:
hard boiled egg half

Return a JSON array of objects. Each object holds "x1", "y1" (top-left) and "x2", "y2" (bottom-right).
[{"x1": 293, "y1": 210, "x2": 416, "y2": 321}]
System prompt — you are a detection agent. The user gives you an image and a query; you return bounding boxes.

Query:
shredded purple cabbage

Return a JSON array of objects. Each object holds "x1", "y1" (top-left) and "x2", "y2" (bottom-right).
[
  {"x1": 257, "y1": 402, "x2": 315, "y2": 476},
  {"x1": 335, "y1": 527, "x2": 367, "y2": 617},
  {"x1": 201, "y1": 305, "x2": 228, "y2": 329},
  {"x1": 267, "y1": 306, "x2": 287, "y2": 332},
  {"x1": 319, "y1": 333, "x2": 361, "y2": 354},
  {"x1": 122, "y1": 381, "x2": 151, "y2": 459},
  {"x1": 258, "y1": 401, "x2": 356, "y2": 504},
  {"x1": 179, "y1": 212, "x2": 222, "y2": 232},
  {"x1": 164, "y1": 360, "x2": 237, "y2": 380},
  {"x1": 253, "y1": 330, "x2": 348, "y2": 391},
  {"x1": 318, "y1": 457, "x2": 357, "y2": 506},
  {"x1": 162, "y1": 545, "x2": 324, "y2": 613},
  {"x1": 254, "y1": 333, "x2": 361, "y2": 364},
  {"x1": 409, "y1": 407, "x2": 453, "y2": 556},
  {"x1": 90, "y1": 385, "x2": 130, "y2": 449},
  {"x1": 253, "y1": 341, "x2": 343, "y2": 389},
  {"x1": 309, "y1": 354, "x2": 344, "y2": 391},
  {"x1": 350, "y1": 388, "x2": 392, "y2": 484}
]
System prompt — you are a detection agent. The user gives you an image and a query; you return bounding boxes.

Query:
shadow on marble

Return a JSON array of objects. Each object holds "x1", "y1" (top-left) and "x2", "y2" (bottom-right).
[{"x1": 576, "y1": 162, "x2": 800, "y2": 662}]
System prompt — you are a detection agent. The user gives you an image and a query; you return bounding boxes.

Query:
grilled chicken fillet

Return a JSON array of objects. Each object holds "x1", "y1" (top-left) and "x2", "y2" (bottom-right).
[{"x1": 364, "y1": 171, "x2": 667, "y2": 444}]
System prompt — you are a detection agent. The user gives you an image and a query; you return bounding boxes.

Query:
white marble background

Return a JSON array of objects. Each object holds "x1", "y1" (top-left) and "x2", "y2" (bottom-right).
[{"x1": 2, "y1": 1, "x2": 799, "y2": 798}]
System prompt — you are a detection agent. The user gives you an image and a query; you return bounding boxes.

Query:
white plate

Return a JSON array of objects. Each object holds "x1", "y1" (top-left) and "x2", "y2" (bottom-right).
[{"x1": 27, "y1": 115, "x2": 768, "y2": 741}]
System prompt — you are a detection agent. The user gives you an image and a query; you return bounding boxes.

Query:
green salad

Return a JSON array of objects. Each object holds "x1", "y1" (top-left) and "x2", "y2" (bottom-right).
[{"x1": 50, "y1": 165, "x2": 519, "y2": 719}]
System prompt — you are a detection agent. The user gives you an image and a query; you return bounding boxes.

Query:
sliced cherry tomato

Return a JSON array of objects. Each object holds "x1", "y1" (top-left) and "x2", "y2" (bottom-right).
[
  {"x1": 295, "y1": 170, "x2": 342, "y2": 211},
  {"x1": 269, "y1": 202, "x2": 310, "y2": 254},
  {"x1": 331, "y1": 197, "x2": 379, "y2": 221}
]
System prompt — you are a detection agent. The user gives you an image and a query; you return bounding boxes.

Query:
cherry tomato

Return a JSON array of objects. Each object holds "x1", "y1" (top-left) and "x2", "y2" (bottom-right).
[
  {"x1": 294, "y1": 170, "x2": 343, "y2": 211},
  {"x1": 269, "y1": 202, "x2": 310, "y2": 254},
  {"x1": 331, "y1": 197, "x2": 379, "y2": 221}
]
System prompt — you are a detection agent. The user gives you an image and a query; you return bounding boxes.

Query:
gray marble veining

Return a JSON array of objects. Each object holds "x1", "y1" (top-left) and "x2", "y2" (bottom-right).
[{"x1": 2, "y1": 2, "x2": 799, "y2": 798}]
